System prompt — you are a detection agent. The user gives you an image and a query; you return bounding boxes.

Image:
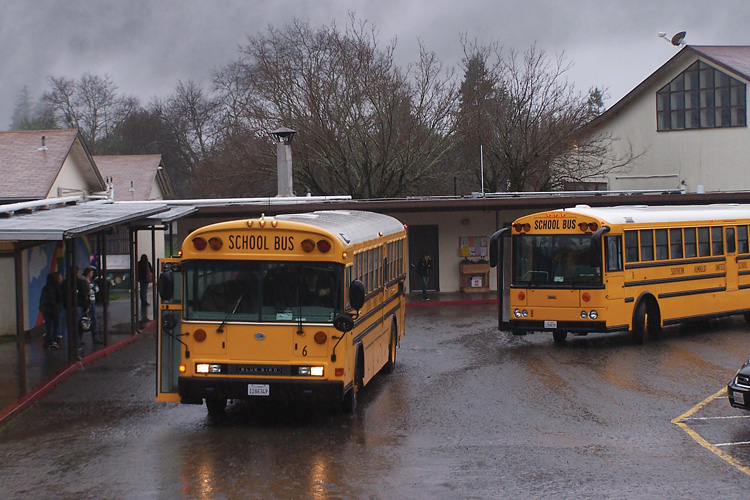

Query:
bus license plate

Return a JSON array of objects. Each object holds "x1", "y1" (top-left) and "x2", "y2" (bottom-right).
[
  {"x1": 248, "y1": 384, "x2": 270, "y2": 396},
  {"x1": 734, "y1": 391, "x2": 745, "y2": 406},
  {"x1": 544, "y1": 320, "x2": 557, "y2": 329}
]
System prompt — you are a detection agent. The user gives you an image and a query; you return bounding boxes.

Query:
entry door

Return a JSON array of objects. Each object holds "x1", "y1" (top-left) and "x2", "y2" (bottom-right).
[
  {"x1": 156, "y1": 258, "x2": 183, "y2": 402},
  {"x1": 408, "y1": 225, "x2": 439, "y2": 293},
  {"x1": 726, "y1": 227, "x2": 738, "y2": 292}
]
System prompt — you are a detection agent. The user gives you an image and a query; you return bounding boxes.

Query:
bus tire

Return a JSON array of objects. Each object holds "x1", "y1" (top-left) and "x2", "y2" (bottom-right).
[
  {"x1": 385, "y1": 321, "x2": 397, "y2": 374},
  {"x1": 205, "y1": 396, "x2": 227, "y2": 417},
  {"x1": 744, "y1": 312, "x2": 750, "y2": 325},
  {"x1": 341, "y1": 387, "x2": 357, "y2": 413},
  {"x1": 632, "y1": 301, "x2": 647, "y2": 344},
  {"x1": 632, "y1": 299, "x2": 660, "y2": 343},
  {"x1": 552, "y1": 331, "x2": 568, "y2": 344}
]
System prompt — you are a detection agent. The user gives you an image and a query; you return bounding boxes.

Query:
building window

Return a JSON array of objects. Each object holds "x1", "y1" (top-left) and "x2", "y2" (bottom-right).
[{"x1": 656, "y1": 61, "x2": 746, "y2": 131}]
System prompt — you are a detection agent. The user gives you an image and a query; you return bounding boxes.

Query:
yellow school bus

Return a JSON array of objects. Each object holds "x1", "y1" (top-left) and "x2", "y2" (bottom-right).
[
  {"x1": 490, "y1": 204, "x2": 750, "y2": 344},
  {"x1": 156, "y1": 210, "x2": 407, "y2": 414}
]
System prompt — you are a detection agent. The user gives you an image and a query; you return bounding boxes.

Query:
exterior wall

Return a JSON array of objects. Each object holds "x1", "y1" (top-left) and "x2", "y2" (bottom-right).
[
  {"x1": 136, "y1": 229, "x2": 166, "y2": 266},
  {"x1": 49, "y1": 154, "x2": 91, "y2": 197},
  {"x1": 592, "y1": 56, "x2": 750, "y2": 194},
  {"x1": 384, "y1": 209, "x2": 530, "y2": 293},
  {"x1": 149, "y1": 176, "x2": 164, "y2": 201}
]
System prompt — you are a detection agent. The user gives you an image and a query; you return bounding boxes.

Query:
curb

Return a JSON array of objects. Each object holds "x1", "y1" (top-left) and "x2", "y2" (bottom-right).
[{"x1": 0, "y1": 319, "x2": 157, "y2": 427}]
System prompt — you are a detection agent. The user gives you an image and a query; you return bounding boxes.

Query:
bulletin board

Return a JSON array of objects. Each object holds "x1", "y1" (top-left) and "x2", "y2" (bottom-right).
[{"x1": 458, "y1": 236, "x2": 487, "y2": 257}]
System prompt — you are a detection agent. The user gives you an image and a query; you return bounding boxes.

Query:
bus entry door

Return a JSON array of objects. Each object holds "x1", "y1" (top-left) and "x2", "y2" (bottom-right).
[
  {"x1": 726, "y1": 227, "x2": 738, "y2": 293},
  {"x1": 156, "y1": 258, "x2": 183, "y2": 402}
]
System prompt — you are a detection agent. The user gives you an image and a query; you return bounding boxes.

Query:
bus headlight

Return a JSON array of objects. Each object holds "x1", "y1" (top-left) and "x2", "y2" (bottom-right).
[
  {"x1": 589, "y1": 310, "x2": 598, "y2": 320},
  {"x1": 298, "y1": 366, "x2": 324, "y2": 377},
  {"x1": 514, "y1": 309, "x2": 521, "y2": 318},
  {"x1": 521, "y1": 310, "x2": 528, "y2": 318},
  {"x1": 580, "y1": 311, "x2": 588, "y2": 319},
  {"x1": 196, "y1": 363, "x2": 223, "y2": 374}
]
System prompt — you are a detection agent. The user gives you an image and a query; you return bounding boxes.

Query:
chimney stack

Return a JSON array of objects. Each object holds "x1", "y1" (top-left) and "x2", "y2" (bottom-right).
[{"x1": 270, "y1": 127, "x2": 297, "y2": 197}]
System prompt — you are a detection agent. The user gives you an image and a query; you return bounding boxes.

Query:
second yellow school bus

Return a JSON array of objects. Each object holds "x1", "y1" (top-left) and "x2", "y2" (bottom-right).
[
  {"x1": 156, "y1": 210, "x2": 407, "y2": 414},
  {"x1": 490, "y1": 204, "x2": 750, "y2": 344}
]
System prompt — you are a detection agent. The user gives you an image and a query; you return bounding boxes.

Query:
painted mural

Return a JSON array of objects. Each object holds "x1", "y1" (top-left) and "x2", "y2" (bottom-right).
[{"x1": 27, "y1": 238, "x2": 92, "y2": 329}]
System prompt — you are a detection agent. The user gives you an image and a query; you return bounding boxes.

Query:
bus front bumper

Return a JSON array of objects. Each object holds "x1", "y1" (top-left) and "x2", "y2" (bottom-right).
[
  {"x1": 178, "y1": 376, "x2": 346, "y2": 404},
  {"x1": 508, "y1": 319, "x2": 616, "y2": 335}
]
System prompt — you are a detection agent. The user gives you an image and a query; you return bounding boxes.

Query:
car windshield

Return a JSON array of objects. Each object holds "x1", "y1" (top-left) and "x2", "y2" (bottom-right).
[
  {"x1": 512, "y1": 234, "x2": 602, "y2": 286},
  {"x1": 184, "y1": 260, "x2": 343, "y2": 323}
]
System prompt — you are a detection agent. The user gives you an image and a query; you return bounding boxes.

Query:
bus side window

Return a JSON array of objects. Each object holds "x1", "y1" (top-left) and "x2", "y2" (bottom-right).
[
  {"x1": 669, "y1": 228, "x2": 683, "y2": 258},
  {"x1": 605, "y1": 236, "x2": 623, "y2": 272},
  {"x1": 625, "y1": 231, "x2": 639, "y2": 263},
  {"x1": 640, "y1": 230, "x2": 654, "y2": 261},
  {"x1": 698, "y1": 227, "x2": 710, "y2": 256},
  {"x1": 685, "y1": 228, "x2": 697, "y2": 257},
  {"x1": 739, "y1": 226, "x2": 749, "y2": 254},
  {"x1": 711, "y1": 226, "x2": 724, "y2": 255}
]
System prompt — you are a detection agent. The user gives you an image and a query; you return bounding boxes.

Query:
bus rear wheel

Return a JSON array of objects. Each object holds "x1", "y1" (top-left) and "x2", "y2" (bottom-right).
[
  {"x1": 205, "y1": 396, "x2": 227, "y2": 417},
  {"x1": 385, "y1": 322, "x2": 397, "y2": 373}
]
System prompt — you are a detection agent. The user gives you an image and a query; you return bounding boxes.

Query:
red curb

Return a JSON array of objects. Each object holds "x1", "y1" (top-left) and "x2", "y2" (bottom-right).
[
  {"x1": 406, "y1": 298, "x2": 498, "y2": 308},
  {"x1": 0, "y1": 319, "x2": 157, "y2": 427}
]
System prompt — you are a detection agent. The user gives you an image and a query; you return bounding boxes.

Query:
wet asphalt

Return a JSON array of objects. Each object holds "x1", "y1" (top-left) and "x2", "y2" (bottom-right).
[{"x1": 2, "y1": 303, "x2": 750, "y2": 499}]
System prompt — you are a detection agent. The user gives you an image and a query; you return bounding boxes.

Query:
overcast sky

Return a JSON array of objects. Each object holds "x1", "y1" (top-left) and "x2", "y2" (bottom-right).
[{"x1": 2, "y1": 0, "x2": 749, "y2": 129}]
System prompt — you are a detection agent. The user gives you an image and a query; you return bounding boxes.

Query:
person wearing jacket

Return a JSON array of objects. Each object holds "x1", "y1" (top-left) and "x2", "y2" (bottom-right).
[
  {"x1": 39, "y1": 272, "x2": 63, "y2": 349},
  {"x1": 83, "y1": 267, "x2": 103, "y2": 345}
]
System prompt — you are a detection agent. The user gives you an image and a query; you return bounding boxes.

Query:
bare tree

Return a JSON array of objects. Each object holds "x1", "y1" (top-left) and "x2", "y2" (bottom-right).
[
  {"x1": 42, "y1": 73, "x2": 138, "y2": 153},
  {"x1": 151, "y1": 80, "x2": 224, "y2": 194},
  {"x1": 456, "y1": 43, "x2": 636, "y2": 193},
  {"x1": 214, "y1": 16, "x2": 458, "y2": 198}
]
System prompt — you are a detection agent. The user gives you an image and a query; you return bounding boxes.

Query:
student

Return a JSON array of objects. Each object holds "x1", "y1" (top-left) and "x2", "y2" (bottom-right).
[
  {"x1": 62, "y1": 266, "x2": 89, "y2": 349},
  {"x1": 137, "y1": 254, "x2": 153, "y2": 311},
  {"x1": 415, "y1": 252, "x2": 432, "y2": 301},
  {"x1": 83, "y1": 267, "x2": 103, "y2": 344},
  {"x1": 39, "y1": 272, "x2": 63, "y2": 349}
]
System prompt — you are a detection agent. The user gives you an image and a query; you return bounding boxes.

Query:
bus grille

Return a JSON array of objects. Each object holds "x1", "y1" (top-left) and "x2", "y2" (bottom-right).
[{"x1": 228, "y1": 364, "x2": 290, "y2": 376}]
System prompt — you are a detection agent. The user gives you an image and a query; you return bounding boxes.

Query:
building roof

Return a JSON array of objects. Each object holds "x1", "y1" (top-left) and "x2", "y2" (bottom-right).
[
  {"x1": 0, "y1": 129, "x2": 103, "y2": 202},
  {"x1": 93, "y1": 154, "x2": 174, "y2": 201},
  {"x1": 585, "y1": 45, "x2": 750, "y2": 132},
  {"x1": 692, "y1": 46, "x2": 750, "y2": 80}
]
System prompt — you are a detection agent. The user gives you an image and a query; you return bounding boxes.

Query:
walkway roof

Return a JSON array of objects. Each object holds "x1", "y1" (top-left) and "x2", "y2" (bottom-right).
[{"x1": 0, "y1": 201, "x2": 170, "y2": 241}]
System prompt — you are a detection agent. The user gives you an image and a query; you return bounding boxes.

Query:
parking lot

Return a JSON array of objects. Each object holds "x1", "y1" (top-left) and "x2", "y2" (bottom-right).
[{"x1": 3, "y1": 302, "x2": 750, "y2": 498}]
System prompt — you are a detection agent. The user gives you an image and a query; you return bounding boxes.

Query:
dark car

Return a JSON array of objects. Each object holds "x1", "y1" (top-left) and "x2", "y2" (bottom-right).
[{"x1": 728, "y1": 356, "x2": 750, "y2": 410}]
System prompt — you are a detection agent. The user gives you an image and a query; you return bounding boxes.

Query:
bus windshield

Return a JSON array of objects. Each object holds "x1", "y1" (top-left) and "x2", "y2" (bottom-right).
[
  {"x1": 512, "y1": 234, "x2": 602, "y2": 286},
  {"x1": 184, "y1": 260, "x2": 343, "y2": 323}
]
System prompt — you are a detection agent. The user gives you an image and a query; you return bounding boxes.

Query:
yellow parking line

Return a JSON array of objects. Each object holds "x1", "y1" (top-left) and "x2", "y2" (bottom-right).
[{"x1": 672, "y1": 388, "x2": 750, "y2": 476}]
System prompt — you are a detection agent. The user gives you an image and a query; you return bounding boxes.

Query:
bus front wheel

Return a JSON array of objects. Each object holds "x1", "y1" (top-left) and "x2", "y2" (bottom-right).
[
  {"x1": 632, "y1": 299, "x2": 661, "y2": 344},
  {"x1": 341, "y1": 388, "x2": 357, "y2": 413},
  {"x1": 205, "y1": 396, "x2": 227, "y2": 417},
  {"x1": 552, "y1": 331, "x2": 568, "y2": 344}
]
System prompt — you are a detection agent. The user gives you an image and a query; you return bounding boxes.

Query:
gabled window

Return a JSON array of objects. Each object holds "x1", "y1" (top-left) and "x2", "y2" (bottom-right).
[{"x1": 656, "y1": 61, "x2": 746, "y2": 131}]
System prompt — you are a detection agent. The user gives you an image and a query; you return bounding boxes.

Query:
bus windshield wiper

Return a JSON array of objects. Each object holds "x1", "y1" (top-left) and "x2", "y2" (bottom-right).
[{"x1": 217, "y1": 292, "x2": 246, "y2": 333}]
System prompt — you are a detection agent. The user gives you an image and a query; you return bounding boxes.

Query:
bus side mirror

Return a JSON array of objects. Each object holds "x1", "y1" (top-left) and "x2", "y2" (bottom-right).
[
  {"x1": 489, "y1": 227, "x2": 511, "y2": 268},
  {"x1": 158, "y1": 271, "x2": 174, "y2": 301},
  {"x1": 349, "y1": 279, "x2": 365, "y2": 311},
  {"x1": 333, "y1": 314, "x2": 354, "y2": 333}
]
